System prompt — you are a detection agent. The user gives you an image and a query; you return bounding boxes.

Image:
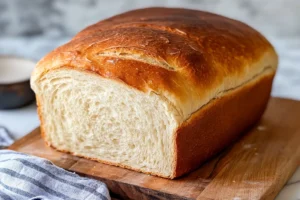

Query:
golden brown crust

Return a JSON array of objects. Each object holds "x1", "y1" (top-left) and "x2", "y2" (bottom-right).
[
  {"x1": 174, "y1": 71, "x2": 275, "y2": 178},
  {"x1": 32, "y1": 7, "x2": 278, "y2": 119}
]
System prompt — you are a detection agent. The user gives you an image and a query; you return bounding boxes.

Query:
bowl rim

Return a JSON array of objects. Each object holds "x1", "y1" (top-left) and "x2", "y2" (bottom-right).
[{"x1": 0, "y1": 55, "x2": 36, "y2": 86}]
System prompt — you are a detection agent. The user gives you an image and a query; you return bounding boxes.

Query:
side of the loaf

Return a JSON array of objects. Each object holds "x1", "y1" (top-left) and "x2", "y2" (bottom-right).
[{"x1": 173, "y1": 69, "x2": 275, "y2": 178}]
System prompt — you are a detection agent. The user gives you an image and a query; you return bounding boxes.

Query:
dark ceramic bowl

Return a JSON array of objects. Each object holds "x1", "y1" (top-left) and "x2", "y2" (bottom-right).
[{"x1": 0, "y1": 56, "x2": 36, "y2": 109}]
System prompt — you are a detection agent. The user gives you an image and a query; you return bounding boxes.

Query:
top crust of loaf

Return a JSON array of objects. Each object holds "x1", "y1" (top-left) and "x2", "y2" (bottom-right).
[{"x1": 31, "y1": 7, "x2": 278, "y2": 122}]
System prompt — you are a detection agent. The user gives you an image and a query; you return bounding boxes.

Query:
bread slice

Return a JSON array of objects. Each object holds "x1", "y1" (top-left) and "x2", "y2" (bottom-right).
[{"x1": 31, "y1": 7, "x2": 278, "y2": 178}]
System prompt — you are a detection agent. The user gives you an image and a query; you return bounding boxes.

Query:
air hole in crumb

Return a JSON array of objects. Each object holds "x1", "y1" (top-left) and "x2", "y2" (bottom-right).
[
  {"x1": 128, "y1": 143, "x2": 136, "y2": 149},
  {"x1": 84, "y1": 102, "x2": 90, "y2": 111},
  {"x1": 112, "y1": 139, "x2": 119, "y2": 144},
  {"x1": 91, "y1": 115, "x2": 98, "y2": 120}
]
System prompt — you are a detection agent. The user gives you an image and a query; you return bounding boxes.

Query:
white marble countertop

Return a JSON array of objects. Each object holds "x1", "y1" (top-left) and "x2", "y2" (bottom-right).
[{"x1": 0, "y1": 36, "x2": 299, "y2": 199}]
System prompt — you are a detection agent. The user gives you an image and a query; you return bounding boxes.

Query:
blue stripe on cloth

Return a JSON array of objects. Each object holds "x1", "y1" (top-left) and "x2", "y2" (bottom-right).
[
  {"x1": 0, "y1": 168, "x2": 76, "y2": 200},
  {"x1": 0, "y1": 158, "x2": 108, "y2": 200},
  {"x1": 0, "y1": 190, "x2": 14, "y2": 200},
  {"x1": 0, "y1": 180, "x2": 33, "y2": 198}
]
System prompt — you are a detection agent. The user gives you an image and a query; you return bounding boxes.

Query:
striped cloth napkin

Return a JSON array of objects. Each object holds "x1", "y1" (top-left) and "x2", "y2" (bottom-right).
[
  {"x1": 0, "y1": 127, "x2": 110, "y2": 200},
  {"x1": 0, "y1": 150, "x2": 110, "y2": 200}
]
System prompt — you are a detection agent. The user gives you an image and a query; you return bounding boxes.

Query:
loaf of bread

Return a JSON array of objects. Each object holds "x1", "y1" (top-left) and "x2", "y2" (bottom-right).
[{"x1": 31, "y1": 7, "x2": 278, "y2": 179}]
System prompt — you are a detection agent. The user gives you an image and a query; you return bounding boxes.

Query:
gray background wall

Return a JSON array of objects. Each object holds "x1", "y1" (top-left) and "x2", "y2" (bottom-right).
[
  {"x1": 0, "y1": 0, "x2": 300, "y2": 99},
  {"x1": 1, "y1": 0, "x2": 300, "y2": 38}
]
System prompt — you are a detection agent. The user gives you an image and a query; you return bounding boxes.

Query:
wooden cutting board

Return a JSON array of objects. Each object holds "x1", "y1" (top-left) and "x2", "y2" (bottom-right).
[{"x1": 9, "y1": 98, "x2": 300, "y2": 200}]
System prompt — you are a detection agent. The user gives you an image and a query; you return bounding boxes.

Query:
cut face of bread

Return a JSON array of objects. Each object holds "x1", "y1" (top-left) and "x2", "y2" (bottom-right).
[{"x1": 34, "y1": 69, "x2": 181, "y2": 177}]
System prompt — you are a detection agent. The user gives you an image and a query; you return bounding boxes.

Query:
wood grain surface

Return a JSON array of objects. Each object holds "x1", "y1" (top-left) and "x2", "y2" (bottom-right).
[{"x1": 9, "y1": 98, "x2": 300, "y2": 200}]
